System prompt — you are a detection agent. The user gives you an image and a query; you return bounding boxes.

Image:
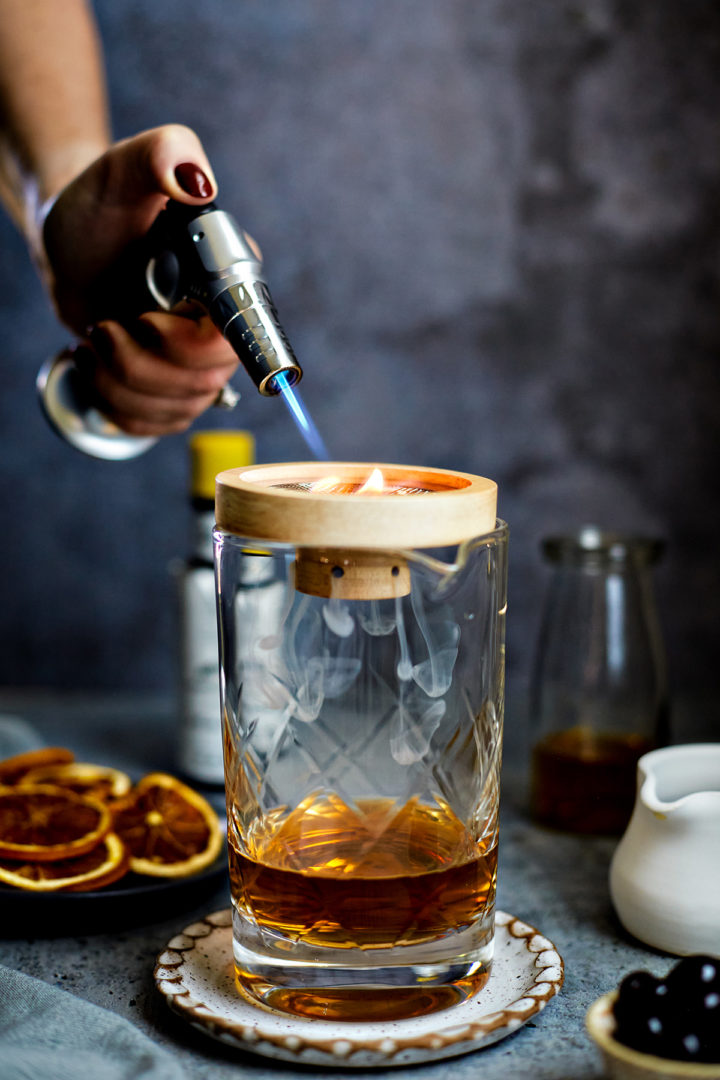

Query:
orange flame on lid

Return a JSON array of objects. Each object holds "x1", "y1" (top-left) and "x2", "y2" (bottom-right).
[{"x1": 356, "y1": 468, "x2": 385, "y2": 494}]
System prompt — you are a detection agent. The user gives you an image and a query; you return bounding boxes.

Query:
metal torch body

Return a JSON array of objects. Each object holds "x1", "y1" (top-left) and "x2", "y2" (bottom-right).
[{"x1": 146, "y1": 202, "x2": 301, "y2": 396}]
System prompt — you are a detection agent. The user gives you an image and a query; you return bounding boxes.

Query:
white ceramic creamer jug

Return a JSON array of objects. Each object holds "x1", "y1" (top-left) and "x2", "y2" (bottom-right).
[{"x1": 610, "y1": 744, "x2": 720, "y2": 956}]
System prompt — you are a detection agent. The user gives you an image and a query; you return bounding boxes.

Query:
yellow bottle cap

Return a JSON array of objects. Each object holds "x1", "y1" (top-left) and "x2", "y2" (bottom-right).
[{"x1": 189, "y1": 430, "x2": 255, "y2": 500}]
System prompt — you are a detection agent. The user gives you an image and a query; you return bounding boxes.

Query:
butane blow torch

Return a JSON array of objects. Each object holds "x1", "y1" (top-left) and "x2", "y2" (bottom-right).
[{"x1": 36, "y1": 200, "x2": 303, "y2": 459}]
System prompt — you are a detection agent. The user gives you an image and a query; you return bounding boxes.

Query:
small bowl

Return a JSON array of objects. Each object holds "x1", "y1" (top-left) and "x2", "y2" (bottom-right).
[{"x1": 586, "y1": 992, "x2": 720, "y2": 1080}]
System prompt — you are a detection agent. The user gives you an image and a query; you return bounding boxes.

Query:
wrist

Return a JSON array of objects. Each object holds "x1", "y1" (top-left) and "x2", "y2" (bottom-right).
[{"x1": 21, "y1": 139, "x2": 108, "y2": 281}]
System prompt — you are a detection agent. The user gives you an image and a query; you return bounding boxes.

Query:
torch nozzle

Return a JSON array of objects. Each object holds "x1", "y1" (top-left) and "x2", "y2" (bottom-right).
[
  {"x1": 146, "y1": 201, "x2": 303, "y2": 395},
  {"x1": 213, "y1": 276, "x2": 302, "y2": 396}
]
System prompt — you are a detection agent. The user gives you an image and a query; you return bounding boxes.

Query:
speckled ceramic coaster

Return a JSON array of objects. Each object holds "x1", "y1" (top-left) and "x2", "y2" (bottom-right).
[{"x1": 154, "y1": 909, "x2": 564, "y2": 1068}]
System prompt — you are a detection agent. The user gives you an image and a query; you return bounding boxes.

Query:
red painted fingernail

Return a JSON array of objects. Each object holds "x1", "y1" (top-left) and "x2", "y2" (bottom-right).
[{"x1": 175, "y1": 163, "x2": 214, "y2": 199}]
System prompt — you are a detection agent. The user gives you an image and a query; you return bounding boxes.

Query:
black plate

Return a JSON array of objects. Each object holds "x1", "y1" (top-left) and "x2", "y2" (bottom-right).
[{"x1": 0, "y1": 850, "x2": 229, "y2": 937}]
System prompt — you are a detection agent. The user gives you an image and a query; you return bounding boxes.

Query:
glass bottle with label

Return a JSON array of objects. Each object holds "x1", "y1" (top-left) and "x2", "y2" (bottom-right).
[
  {"x1": 177, "y1": 430, "x2": 256, "y2": 786},
  {"x1": 529, "y1": 528, "x2": 669, "y2": 834}
]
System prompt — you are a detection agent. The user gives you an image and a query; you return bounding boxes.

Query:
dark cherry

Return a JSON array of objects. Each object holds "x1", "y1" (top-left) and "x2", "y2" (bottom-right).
[
  {"x1": 612, "y1": 955, "x2": 720, "y2": 1063},
  {"x1": 613, "y1": 971, "x2": 667, "y2": 1030},
  {"x1": 667, "y1": 955, "x2": 720, "y2": 996}
]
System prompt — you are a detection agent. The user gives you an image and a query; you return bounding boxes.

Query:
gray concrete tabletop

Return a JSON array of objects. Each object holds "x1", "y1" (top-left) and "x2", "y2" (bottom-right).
[{"x1": 0, "y1": 691, "x2": 676, "y2": 1079}]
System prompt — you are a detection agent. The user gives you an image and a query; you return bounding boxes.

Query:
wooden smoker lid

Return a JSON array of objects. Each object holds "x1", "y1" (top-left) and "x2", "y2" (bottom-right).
[{"x1": 215, "y1": 462, "x2": 498, "y2": 548}]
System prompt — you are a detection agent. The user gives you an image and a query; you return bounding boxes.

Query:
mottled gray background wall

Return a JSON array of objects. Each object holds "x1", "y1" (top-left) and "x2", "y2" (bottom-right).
[{"x1": 1, "y1": 1, "x2": 719, "y2": 737}]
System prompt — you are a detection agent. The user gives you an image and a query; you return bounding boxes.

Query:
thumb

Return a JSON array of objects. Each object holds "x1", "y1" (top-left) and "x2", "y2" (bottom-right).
[
  {"x1": 131, "y1": 123, "x2": 218, "y2": 205},
  {"x1": 101, "y1": 124, "x2": 218, "y2": 216}
]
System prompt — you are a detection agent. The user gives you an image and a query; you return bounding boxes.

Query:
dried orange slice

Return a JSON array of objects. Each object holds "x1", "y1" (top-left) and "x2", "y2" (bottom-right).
[
  {"x1": 0, "y1": 832, "x2": 129, "y2": 892},
  {"x1": 0, "y1": 784, "x2": 111, "y2": 861},
  {"x1": 0, "y1": 747, "x2": 75, "y2": 785},
  {"x1": 112, "y1": 772, "x2": 222, "y2": 877},
  {"x1": 21, "y1": 762, "x2": 132, "y2": 802}
]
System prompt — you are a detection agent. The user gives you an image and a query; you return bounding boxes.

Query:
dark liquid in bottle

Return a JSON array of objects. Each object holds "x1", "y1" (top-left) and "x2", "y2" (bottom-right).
[{"x1": 530, "y1": 727, "x2": 655, "y2": 834}]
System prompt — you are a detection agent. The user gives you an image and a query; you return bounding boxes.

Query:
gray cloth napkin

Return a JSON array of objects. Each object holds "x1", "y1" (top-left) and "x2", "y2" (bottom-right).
[{"x1": 0, "y1": 965, "x2": 187, "y2": 1080}]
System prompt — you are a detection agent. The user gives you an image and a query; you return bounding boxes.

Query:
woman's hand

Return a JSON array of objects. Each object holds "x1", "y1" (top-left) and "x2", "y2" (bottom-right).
[{"x1": 42, "y1": 124, "x2": 240, "y2": 436}]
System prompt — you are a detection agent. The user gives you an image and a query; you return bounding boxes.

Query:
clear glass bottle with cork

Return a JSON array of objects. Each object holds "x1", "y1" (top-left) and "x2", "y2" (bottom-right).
[
  {"x1": 177, "y1": 429, "x2": 256, "y2": 786},
  {"x1": 529, "y1": 528, "x2": 669, "y2": 835}
]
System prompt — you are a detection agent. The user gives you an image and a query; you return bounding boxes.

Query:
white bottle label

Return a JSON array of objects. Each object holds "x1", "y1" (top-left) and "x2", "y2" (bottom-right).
[
  {"x1": 178, "y1": 565, "x2": 223, "y2": 783},
  {"x1": 178, "y1": 558, "x2": 287, "y2": 784}
]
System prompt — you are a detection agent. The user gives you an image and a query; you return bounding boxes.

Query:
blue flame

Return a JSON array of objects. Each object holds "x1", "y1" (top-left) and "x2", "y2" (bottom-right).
[{"x1": 273, "y1": 371, "x2": 330, "y2": 461}]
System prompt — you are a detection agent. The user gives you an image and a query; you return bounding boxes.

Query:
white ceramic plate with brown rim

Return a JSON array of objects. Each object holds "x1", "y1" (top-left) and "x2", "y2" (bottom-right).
[{"x1": 154, "y1": 908, "x2": 564, "y2": 1068}]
